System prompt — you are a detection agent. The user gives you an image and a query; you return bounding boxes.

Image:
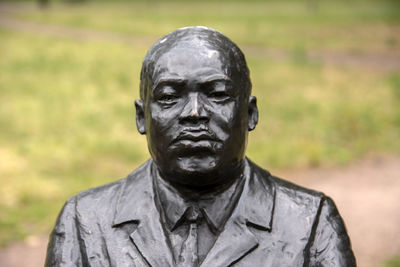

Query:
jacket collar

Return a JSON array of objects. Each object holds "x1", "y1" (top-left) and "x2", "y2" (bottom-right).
[
  {"x1": 240, "y1": 158, "x2": 275, "y2": 231},
  {"x1": 112, "y1": 160, "x2": 174, "y2": 267},
  {"x1": 112, "y1": 160, "x2": 155, "y2": 226},
  {"x1": 112, "y1": 158, "x2": 276, "y2": 266}
]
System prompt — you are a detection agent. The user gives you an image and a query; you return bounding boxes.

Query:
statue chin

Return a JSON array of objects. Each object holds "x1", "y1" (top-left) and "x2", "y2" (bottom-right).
[
  {"x1": 159, "y1": 155, "x2": 243, "y2": 190},
  {"x1": 159, "y1": 155, "x2": 220, "y2": 187}
]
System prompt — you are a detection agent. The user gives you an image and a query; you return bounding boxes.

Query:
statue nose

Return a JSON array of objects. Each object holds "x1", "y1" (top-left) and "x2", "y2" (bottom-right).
[
  {"x1": 190, "y1": 95, "x2": 199, "y2": 117},
  {"x1": 179, "y1": 93, "x2": 208, "y2": 123}
]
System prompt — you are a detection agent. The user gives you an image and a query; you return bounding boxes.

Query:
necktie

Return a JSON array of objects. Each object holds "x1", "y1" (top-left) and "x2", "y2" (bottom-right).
[{"x1": 178, "y1": 206, "x2": 201, "y2": 267}]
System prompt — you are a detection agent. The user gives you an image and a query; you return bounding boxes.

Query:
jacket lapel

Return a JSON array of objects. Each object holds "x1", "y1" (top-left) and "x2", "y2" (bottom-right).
[
  {"x1": 200, "y1": 215, "x2": 259, "y2": 266},
  {"x1": 112, "y1": 160, "x2": 174, "y2": 267},
  {"x1": 200, "y1": 159, "x2": 276, "y2": 266}
]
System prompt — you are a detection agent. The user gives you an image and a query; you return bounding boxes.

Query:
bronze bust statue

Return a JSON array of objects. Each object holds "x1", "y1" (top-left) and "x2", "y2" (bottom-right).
[{"x1": 46, "y1": 26, "x2": 356, "y2": 267}]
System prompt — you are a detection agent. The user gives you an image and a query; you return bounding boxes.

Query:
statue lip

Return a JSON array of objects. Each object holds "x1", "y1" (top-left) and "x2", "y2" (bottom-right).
[
  {"x1": 173, "y1": 131, "x2": 219, "y2": 143},
  {"x1": 169, "y1": 131, "x2": 221, "y2": 154}
]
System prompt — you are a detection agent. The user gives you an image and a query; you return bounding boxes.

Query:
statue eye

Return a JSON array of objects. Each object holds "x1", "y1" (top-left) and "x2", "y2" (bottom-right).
[
  {"x1": 157, "y1": 94, "x2": 179, "y2": 105},
  {"x1": 208, "y1": 91, "x2": 230, "y2": 102}
]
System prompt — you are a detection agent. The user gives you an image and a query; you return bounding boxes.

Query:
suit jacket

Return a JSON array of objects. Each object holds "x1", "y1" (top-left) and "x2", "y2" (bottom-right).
[{"x1": 45, "y1": 158, "x2": 356, "y2": 267}]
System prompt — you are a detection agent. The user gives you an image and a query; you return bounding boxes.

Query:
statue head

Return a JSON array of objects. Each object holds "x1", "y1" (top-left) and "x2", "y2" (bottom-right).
[{"x1": 135, "y1": 26, "x2": 258, "y2": 189}]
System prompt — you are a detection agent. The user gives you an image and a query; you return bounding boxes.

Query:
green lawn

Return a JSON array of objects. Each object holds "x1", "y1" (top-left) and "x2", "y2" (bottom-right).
[
  {"x1": 384, "y1": 256, "x2": 400, "y2": 267},
  {"x1": 14, "y1": 0, "x2": 400, "y2": 53},
  {"x1": 0, "y1": 2, "x2": 399, "y2": 261}
]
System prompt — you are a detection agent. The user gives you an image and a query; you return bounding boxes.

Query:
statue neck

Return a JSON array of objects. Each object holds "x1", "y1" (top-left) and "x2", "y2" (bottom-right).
[{"x1": 157, "y1": 160, "x2": 244, "y2": 200}]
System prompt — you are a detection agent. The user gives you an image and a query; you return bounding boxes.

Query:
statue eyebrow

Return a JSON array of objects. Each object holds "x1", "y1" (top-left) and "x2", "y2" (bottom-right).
[
  {"x1": 200, "y1": 75, "x2": 232, "y2": 84},
  {"x1": 151, "y1": 75, "x2": 232, "y2": 91},
  {"x1": 152, "y1": 78, "x2": 185, "y2": 91}
]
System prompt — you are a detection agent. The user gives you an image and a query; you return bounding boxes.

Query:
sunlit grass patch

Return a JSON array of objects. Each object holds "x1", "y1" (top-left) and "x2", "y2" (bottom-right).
[
  {"x1": 0, "y1": 29, "x2": 150, "y2": 244},
  {"x1": 247, "y1": 59, "x2": 400, "y2": 168},
  {"x1": 383, "y1": 254, "x2": 400, "y2": 267}
]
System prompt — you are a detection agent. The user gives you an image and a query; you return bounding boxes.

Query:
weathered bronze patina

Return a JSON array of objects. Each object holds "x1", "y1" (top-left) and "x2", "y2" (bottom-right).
[{"x1": 46, "y1": 26, "x2": 356, "y2": 267}]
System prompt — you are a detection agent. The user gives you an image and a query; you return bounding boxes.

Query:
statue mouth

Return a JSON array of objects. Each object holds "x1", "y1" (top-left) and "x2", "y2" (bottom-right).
[
  {"x1": 169, "y1": 130, "x2": 221, "y2": 153},
  {"x1": 175, "y1": 132, "x2": 217, "y2": 142},
  {"x1": 171, "y1": 127, "x2": 220, "y2": 143}
]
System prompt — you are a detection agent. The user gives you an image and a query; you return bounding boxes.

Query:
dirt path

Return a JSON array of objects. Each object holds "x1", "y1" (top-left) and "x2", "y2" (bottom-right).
[{"x1": 0, "y1": 156, "x2": 399, "y2": 267}]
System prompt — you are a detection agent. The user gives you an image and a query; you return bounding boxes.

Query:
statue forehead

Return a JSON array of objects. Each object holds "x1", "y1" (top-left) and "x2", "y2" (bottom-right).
[
  {"x1": 146, "y1": 27, "x2": 238, "y2": 78},
  {"x1": 149, "y1": 27, "x2": 234, "y2": 57},
  {"x1": 151, "y1": 41, "x2": 231, "y2": 81}
]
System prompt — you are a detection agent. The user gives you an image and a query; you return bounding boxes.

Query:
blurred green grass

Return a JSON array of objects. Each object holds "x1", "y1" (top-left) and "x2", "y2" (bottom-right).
[
  {"x1": 0, "y1": 1, "x2": 399, "y2": 258},
  {"x1": 384, "y1": 255, "x2": 400, "y2": 267},
  {"x1": 13, "y1": 0, "x2": 400, "y2": 53}
]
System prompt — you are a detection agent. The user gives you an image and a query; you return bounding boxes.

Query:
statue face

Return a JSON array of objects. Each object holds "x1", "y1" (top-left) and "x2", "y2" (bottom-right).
[{"x1": 136, "y1": 41, "x2": 258, "y2": 188}]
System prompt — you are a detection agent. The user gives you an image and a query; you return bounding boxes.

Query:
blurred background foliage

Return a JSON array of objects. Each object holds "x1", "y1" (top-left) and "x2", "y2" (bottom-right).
[{"x1": 0, "y1": 0, "x2": 399, "y2": 264}]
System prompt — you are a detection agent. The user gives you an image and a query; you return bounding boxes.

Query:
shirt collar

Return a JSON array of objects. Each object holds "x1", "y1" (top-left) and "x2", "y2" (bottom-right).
[{"x1": 153, "y1": 166, "x2": 245, "y2": 233}]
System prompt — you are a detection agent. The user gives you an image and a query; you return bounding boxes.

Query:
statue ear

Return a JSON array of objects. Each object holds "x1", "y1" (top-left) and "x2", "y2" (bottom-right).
[
  {"x1": 135, "y1": 100, "x2": 146, "y2": 135},
  {"x1": 248, "y1": 96, "x2": 258, "y2": 131}
]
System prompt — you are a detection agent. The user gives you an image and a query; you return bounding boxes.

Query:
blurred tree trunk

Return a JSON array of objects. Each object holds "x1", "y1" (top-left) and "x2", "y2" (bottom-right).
[{"x1": 38, "y1": 0, "x2": 50, "y2": 9}]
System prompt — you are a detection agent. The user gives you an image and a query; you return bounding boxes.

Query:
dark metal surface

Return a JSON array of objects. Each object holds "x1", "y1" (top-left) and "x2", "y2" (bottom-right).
[{"x1": 46, "y1": 26, "x2": 356, "y2": 267}]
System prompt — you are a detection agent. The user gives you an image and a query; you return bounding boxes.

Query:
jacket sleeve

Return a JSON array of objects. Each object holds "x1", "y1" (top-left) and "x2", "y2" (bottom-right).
[
  {"x1": 45, "y1": 196, "x2": 82, "y2": 267},
  {"x1": 308, "y1": 196, "x2": 357, "y2": 267}
]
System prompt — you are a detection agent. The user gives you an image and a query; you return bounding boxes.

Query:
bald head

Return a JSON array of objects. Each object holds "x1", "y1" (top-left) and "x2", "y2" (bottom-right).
[{"x1": 140, "y1": 26, "x2": 251, "y2": 101}]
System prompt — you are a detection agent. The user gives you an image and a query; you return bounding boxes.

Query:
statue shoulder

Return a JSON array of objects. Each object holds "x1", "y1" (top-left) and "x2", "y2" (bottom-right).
[
  {"x1": 73, "y1": 159, "x2": 153, "y2": 209},
  {"x1": 49, "y1": 159, "x2": 152, "y2": 225},
  {"x1": 248, "y1": 158, "x2": 325, "y2": 211}
]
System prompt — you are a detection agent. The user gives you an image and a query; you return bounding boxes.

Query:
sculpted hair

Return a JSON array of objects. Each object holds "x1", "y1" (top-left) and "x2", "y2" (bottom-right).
[{"x1": 139, "y1": 26, "x2": 252, "y2": 100}]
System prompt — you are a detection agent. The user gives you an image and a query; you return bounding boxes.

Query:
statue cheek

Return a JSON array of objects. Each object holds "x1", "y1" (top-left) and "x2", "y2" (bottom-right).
[
  {"x1": 209, "y1": 102, "x2": 234, "y2": 120},
  {"x1": 218, "y1": 104, "x2": 244, "y2": 129},
  {"x1": 148, "y1": 107, "x2": 173, "y2": 128}
]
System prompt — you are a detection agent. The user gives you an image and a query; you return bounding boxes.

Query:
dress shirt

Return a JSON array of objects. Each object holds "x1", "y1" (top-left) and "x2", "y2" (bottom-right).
[{"x1": 153, "y1": 166, "x2": 245, "y2": 264}]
